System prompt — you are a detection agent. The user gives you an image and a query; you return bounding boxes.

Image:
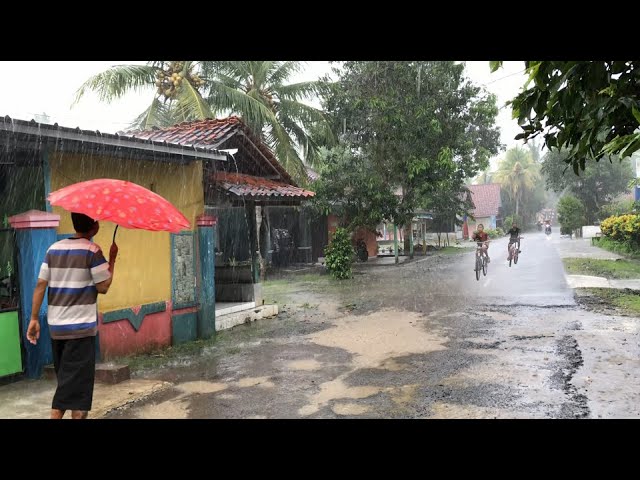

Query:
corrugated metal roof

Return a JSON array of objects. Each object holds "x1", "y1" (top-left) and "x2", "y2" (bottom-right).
[{"x1": 0, "y1": 115, "x2": 228, "y2": 162}]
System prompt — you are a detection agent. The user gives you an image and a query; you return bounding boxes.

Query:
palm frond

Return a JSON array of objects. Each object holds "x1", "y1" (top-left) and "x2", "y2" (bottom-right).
[
  {"x1": 269, "y1": 62, "x2": 304, "y2": 85},
  {"x1": 282, "y1": 118, "x2": 323, "y2": 168},
  {"x1": 276, "y1": 81, "x2": 328, "y2": 101},
  {"x1": 279, "y1": 99, "x2": 336, "y2": 146},
  {"x1": 252, "y1": 61, "x2": 275, "y2": 88},
  {"x1": 279, "y1": 99, "x2": 330, "y2": 125},
  {"x1": 207, "y1": 80, "x2": 278, "y2": 128},
  {"x1": 73, "y1": 64, "x2": 159, "y2": 105},
  {"x1": 272, "y1": 132, "x2": 306, "y2": 182},
  {"x1": 127, "y1": 96, "x2": 175, "y2": 130},
  {"x1": 173, "y1": 79, "x2": 214, "y2": 121}
]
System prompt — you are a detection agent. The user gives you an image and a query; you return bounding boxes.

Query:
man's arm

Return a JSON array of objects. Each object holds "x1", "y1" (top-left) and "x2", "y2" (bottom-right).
[
  {"x1": 94, "y1": 243, "x2": 118, "y2": 294},
  {"x1": 27, "y1": 279, "x2": 48, "y2": 345}
]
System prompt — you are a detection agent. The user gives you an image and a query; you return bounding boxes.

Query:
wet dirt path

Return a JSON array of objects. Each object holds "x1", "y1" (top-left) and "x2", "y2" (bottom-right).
[{"x1": 104, "y1": 234, "x2": 640, "y2": 419}]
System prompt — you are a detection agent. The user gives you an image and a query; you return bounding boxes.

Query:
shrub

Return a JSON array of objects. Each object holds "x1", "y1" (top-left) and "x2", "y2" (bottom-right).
[
  {"x1": 324, "y1": 227, "x2": 354, "y2": 279},
  {"x1": 484, "y1": 228, "x2": 503, "y2": 239},
  {"x1": 600, "y1": 214, "x2": 640, "y2": 247}
]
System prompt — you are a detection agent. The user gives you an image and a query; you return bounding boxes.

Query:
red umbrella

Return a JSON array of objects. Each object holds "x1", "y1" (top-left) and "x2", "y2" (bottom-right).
[{"x1": 48, "y1": 179, "x2": 190, "y2": 240}]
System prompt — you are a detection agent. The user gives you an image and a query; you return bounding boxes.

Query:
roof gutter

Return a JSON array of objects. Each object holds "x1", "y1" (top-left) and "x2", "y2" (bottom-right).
[{"x1": 0, "y1": 119, "x2": 228, "y2": 162}]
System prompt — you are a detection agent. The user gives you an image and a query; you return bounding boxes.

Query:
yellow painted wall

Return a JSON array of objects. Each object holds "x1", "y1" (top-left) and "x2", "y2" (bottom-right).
[{"x1": 49, "y1": 151, "x2": 204, "y2": 312}]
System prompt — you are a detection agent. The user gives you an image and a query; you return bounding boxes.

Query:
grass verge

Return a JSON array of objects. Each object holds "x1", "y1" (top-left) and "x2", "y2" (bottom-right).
[
  {"x1": 593, "y1": 237, "x2": 640, "y2": 260},
  {"x1": 578, "y1": 288, "x2": 640, "y2": 316},
  {"x1": 563, "y1": 258, "x2": 640, "y2": 279}
]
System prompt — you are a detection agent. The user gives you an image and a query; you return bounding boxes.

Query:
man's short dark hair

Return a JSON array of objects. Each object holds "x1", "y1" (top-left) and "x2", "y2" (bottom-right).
[{"x1": 71, "y1": 213, "x2": 97, "y2": 234}]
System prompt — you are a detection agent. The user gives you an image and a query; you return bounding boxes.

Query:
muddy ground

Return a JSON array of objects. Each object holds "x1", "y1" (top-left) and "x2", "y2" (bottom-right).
[{"x1": 104, "y1": 234, "x2": 640, "y2": 419}]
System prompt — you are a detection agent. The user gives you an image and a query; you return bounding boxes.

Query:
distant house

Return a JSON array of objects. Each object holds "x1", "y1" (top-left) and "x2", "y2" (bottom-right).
[{"x1": 466, "y1": 183, "x2": 502, "y2": 233}]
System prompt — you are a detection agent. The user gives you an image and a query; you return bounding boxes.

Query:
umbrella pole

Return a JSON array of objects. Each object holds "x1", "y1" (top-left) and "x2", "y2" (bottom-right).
[{"x1": 113, "y1": 224, "x2": 119, "y2": 243}]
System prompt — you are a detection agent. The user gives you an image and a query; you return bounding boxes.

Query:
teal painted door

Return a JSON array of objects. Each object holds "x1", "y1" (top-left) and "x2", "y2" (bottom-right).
[{"x1": 0, "y1": 311, "x2": 22, "y2": 376}]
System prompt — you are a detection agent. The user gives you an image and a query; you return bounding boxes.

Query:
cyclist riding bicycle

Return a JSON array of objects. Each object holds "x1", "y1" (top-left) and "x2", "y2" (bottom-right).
[
  {"x1": 472, "y1": 224, "x2": 490, "y2": 264},
  {"x1": 507, "y1": 222, "x2": 521, "y2": 255}
]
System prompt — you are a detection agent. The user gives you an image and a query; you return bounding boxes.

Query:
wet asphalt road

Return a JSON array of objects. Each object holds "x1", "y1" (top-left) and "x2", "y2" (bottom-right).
[{"x1": 104, "y1": 230, "x2": 640, "y2": 419}]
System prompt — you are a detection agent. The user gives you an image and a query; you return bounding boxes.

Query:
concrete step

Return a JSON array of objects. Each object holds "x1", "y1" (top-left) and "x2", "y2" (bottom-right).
[{"x1": 43, "y1": 363, "x2": 130, "y2": 384}]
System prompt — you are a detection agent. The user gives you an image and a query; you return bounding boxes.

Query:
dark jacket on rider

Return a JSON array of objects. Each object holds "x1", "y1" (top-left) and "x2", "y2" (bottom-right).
[{"x1": 507, "y1": 226, "x2": 520, "y2": 240}]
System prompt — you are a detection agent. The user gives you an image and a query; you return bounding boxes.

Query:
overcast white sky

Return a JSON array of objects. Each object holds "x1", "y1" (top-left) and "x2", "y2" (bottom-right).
[{"x1": 0, "y1": 61, "x2": 528, "y2": 165}]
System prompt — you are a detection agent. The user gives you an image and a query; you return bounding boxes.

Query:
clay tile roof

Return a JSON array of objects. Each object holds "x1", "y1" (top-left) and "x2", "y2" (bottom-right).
[
  {"x1": 124, "y1": 116, "x2": 294, "y2": 185},
  {"x1": 468, "y1": 183, "x2": 502, "y2": 218},
  {"x1": 212, "y1": 172, "x2": 315, "y2": 199}
]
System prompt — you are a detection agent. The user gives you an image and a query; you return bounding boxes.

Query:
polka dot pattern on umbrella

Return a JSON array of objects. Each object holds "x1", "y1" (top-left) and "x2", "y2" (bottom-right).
[{"x1": 48, "y1": 179, "x2": 190, "y2": 233}]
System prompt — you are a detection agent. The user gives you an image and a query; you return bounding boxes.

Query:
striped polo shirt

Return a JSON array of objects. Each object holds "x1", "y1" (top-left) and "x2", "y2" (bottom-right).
[{"x1": 38, "y1": 237, "x2": 111, "y2": 340}]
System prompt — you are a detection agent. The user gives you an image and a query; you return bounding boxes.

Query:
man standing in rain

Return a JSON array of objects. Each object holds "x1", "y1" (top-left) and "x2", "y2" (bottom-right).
[{"x1": 26, "y1": 213, "x2": 118, "y2": 419}]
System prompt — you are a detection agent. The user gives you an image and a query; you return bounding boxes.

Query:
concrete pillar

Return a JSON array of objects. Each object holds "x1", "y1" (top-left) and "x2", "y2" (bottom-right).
[
  {"x1": 245, "y1": 202, "x2": 260, "y2": 285},
  {"x1": 196, "y1": 214, "x2": 216, "y2": 339},
  {"x1": 393, "y1": 223, "x2": 399, "y2": 264},
  {"x1": 9, "y1": 210, "x2": 59, "y2": 378}
]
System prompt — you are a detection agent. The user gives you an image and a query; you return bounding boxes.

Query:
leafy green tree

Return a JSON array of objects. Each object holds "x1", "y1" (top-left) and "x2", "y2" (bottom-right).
[
  {"x1": 557, "y1": 195, "x2": 586, "y2": 236},
  {"x1": 542, "y1": 149, "x2": 633, "y2": 223},
  {"x1": 74, "y1": 61, "x2": 334, "y2": 181},
  {"x1": 311, "y1": 145, "x2": 398, "y2": 233},
  {"x1": 491, "y1": 61, "x2": 640, "y2": 172},
  {"x1": 324, "y1": 61, "x2": 501, "y2": 260}
]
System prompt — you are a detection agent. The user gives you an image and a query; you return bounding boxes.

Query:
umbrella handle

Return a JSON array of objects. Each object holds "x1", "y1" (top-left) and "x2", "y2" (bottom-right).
[{"x1": 113, "y1": 225, "x2": 119, "y2": 244}]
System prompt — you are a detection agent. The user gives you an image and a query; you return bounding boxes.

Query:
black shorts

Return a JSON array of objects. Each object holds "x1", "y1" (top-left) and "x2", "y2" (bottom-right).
[{"x1": 51, "y1": 336, "x2": 96, "y2": 411}]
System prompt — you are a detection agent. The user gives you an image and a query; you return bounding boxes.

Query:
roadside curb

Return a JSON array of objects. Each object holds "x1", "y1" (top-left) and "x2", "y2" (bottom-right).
[
  {"x1": 92, "y1": 381, "x2": 174, "y2": 419},
  {"x1": 565, "y1": 274, "x2": 640, "y2": 291}
]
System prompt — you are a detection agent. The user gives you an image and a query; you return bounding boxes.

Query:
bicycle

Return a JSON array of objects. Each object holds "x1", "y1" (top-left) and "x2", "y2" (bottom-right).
[
  {"x1": 474, "y1": 240, "x2": 491, "y2": 281},
  {"x1": 507, "y1": 236, "x2": 523, "y2": 267}
]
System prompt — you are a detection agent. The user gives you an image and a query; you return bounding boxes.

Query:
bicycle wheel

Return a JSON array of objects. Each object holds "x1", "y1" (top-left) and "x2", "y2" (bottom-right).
[
  {"x1": 475, "y1": 256, "x2": 481, "y2": 281},
  {"x1": 509, "y1": 256, "x2": 512, "y2": 267},
  {"x1": 482, "y1": 256, "x2": 487, "y2": 276},
  {"x1": 514, "y1": 251, "x2": 519, "y2": 264}
]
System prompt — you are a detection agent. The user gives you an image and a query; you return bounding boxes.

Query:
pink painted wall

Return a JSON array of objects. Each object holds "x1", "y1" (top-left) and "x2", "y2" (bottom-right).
[{"x1": 98, "y1": 301, "x2": 173, "y2": 359}]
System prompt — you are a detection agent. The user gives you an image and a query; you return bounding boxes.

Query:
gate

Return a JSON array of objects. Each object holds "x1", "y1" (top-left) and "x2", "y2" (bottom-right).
[{"x1": 0, "y1": 228, "x2": 23, "y2": 378}]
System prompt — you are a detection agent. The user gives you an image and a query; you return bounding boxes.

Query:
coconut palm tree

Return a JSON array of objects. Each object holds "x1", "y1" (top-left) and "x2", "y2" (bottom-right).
[
  {"x1": 74, "y1": 61, "x2": 334, "y2": 181},
  {"x1": 493, "y1": 146, "x2": 541, "y2": 218},
  {"x1": 473, "y1": 167, "x2": 493, "y2": 184}
]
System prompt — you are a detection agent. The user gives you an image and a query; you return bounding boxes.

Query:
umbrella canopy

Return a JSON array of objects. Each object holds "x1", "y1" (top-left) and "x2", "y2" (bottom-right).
[{"x1": 48, "y1": 179, "x2": 190, "y2": 234}]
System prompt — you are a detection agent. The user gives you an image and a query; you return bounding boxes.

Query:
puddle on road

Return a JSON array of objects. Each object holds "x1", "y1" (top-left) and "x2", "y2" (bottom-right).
[
  {"x1": 306, "y1": 309, "x2": 446, "y2": 369},
  {"x1": 177, "y1": 381, "x2": 229, "y2": 395},
  {"x1": 429, "y1": 402, "x2": 536, "y2": 419},
  {"x1": 133, "y1": 376, "x2": 274, "y2": 418},
  {"x1": 137, "y1": 398, "x2": 190, "y2": 419},
  {"x1": 391, "y1": 384, "x2": 419, "y2": 406},
  {"x1": 332, "y1": 402, "x2": 372, "y2": 415},
  {"x1": 380, "y1": 358, "x2": 406, "y2": 371},
  {"x1": 298, "y1": 309, "x2": 447, "y2": 416},
  {"x1": 236, "y1": 376, "x2": 275, "y2": 388},
  {"x1": 298, "y1": 380, "x2": 382, "y2": 416},
  {"x1": 286, "y1": 359, "x2": 323, "y2": 371}
]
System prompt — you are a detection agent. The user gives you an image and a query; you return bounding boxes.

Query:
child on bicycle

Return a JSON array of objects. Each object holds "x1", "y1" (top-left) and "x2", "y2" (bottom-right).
[
  {"x1": 507, "y1": 222, "x2": 521, "y2": 256},
  {"x1": 472, "y1": 224, "x2": 490, "y2": 264}
]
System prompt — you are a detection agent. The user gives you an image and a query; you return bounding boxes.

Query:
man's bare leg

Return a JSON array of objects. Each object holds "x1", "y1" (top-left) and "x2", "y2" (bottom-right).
[
  {"x1": 71, "y1": 410, "x2": 88, "y2": 419},
  {"x1": 51, "y1": 409, "x2": 65, "y2": 419}
]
